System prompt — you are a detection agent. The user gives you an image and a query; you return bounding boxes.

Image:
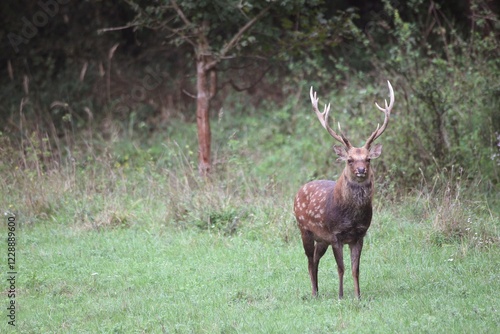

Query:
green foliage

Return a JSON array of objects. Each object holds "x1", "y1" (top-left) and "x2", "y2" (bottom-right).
[
  {"x1": 125, "y1": 0, "x2": 302, "y2": 53},
  {"x1": 358, "y1": 0, "x2": 500, "y2": 192},
  {"x1": 1, "y1": 71, "x2": 499, "y2": 333}
]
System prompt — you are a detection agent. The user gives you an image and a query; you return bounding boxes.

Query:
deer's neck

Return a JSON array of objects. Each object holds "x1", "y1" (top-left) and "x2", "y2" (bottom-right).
[{"x1": 334, "y1": 172, "x2": 374, "y2": 208}]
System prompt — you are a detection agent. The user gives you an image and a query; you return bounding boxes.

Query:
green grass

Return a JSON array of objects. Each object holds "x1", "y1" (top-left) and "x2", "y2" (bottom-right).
[
  {"x1": 1, "y1": 108, "x2": 498, "y2": 333},
  {"x1": 4, "y1": 205, "x2": 499, "y2": 333}
]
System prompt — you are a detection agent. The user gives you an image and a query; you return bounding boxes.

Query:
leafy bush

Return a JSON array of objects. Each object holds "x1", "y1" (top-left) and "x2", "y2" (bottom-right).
[
  {"x1": 359, "y1": 0, "x2": 500, "y2": 195},
  {"x1": 0, "y1": 0, "x2": 498, "y2": 250}
]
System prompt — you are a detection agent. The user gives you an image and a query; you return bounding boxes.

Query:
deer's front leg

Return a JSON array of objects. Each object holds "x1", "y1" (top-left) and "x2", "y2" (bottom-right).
[
  {"x1": 331, "y1": 241, "x2": 345, "y2": 299},
  {"x1": 349, "y1": 238, "x2": 364, "y2": 299}
]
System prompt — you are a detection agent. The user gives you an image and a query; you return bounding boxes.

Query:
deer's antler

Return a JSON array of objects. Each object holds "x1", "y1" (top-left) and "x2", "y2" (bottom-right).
[
  {"x1": 364, "y1": 81, "x2": 394, "y2": 148},
  {"x1": 310, "y1": 86, "x2": 351, "y2": 148}
]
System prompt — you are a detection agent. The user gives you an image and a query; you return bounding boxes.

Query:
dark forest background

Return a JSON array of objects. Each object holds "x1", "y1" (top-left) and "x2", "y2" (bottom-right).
[{"x1": 1, "y1": 0, "x2": 499, "y2": 193}]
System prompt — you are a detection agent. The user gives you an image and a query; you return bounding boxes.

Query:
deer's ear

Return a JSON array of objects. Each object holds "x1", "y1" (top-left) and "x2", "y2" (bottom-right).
[
  {"x1": 333, "y1": 145, "x2": 348, "y2": 161},
  {"x1": 369, "y1": 144, "x2": 382, "y2": 159}
]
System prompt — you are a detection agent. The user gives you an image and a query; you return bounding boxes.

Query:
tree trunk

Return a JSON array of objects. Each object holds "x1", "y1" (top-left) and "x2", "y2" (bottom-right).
[{"x1": 196, "y1": 56, "x2": 211, "y2": 176}]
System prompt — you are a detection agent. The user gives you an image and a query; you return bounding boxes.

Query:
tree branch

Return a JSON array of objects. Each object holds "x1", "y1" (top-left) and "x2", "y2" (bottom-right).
[
  {"x1": 170, "y1": 0, "x2": 192, "y2": 28},
  {"x1": 182, "y1": 89, "x2": 196, "y2": 99},
  {"x1": 220, "y1": 65, "x2": 272, "y2": 92},
  {"x1": 163, "y1": 25, "x2": 197, "y2": 48},
  {"x1": 205, "y1": 5, "x2": 272, "y2": 70},
  {"x1": 97, "y1": 24, "x2": 137, "y2": 35}
]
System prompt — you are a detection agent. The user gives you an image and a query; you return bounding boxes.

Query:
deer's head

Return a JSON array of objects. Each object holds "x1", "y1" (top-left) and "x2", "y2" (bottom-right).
[{"x1": 310, "y1": 81, "x2": 394, "y2": 183}]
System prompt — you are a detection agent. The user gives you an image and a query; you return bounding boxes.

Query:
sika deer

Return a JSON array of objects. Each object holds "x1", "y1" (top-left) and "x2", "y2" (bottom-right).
[{"x1": 294, "y1": 81, "x2": 394, "y2": 299}]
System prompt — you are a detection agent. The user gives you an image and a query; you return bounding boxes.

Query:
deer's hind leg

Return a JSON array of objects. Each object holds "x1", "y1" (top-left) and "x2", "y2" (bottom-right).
[
  {"x1": 312, "y1": 241, "x2": 328, "y2": 295},
  {"x1": 301, "y1": 230, "x2": 328, "y2": 296}
]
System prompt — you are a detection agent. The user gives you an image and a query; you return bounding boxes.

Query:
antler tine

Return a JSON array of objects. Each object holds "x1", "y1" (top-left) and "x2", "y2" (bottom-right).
[
  {"x1": 310, "y1": 86, "x2": 349, "y2": 147},
  {"x1": 375, "y1": 80, "x2": 394, "y2": 112},
  {"x1": 364, "y1": 81, "x2": 394, "y2": 148}
]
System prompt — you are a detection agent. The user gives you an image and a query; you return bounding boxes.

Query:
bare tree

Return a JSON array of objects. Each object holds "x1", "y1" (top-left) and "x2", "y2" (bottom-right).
[{"x1": 123, "y1": 0, "x2": 272, "y2": 175}]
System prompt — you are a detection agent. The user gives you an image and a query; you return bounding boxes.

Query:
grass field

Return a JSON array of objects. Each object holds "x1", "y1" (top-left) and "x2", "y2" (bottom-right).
[
  {"x1": 1, "y1": 115, "x2": 499, "y2": 333},
  {"x1": 3, "y1": 200, "x2": 499, "y2": 333}
]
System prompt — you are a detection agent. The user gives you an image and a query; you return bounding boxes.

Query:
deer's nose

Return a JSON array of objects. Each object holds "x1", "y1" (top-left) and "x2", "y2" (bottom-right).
[{"x1": 357, "y1": 167, "x2": 366, "y2": 175}]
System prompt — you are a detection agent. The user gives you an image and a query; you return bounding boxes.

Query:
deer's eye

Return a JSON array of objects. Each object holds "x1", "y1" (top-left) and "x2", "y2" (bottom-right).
[
  {"x1": 347, "y1": 159, "x2": 354, "y2": 165},
  {"x1": 366, "y1": 158, "x2": 371, "y2": 163}
]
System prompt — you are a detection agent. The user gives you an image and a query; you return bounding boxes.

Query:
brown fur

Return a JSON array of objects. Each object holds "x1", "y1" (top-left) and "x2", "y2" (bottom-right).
[
  {"x1": 294, "y1": 144, "x2": 381, "y2": 299},
  {"x1": 298, "y1": 82, "x2": 393, "y2": 299}
]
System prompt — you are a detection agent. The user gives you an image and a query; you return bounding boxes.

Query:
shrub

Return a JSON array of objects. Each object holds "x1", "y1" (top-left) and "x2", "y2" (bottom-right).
[{"x1": 360, "y1": 0, "x2": 500, "y2": 195}]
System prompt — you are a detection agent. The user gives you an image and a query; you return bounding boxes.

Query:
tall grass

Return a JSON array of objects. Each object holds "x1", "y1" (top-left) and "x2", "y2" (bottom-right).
[
  {"x1": 0, "y1": 92, "x2": 498, "y2": 332},
  {"x1": 1, "y1": 95, "x2": 498, "y2": 244}
]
